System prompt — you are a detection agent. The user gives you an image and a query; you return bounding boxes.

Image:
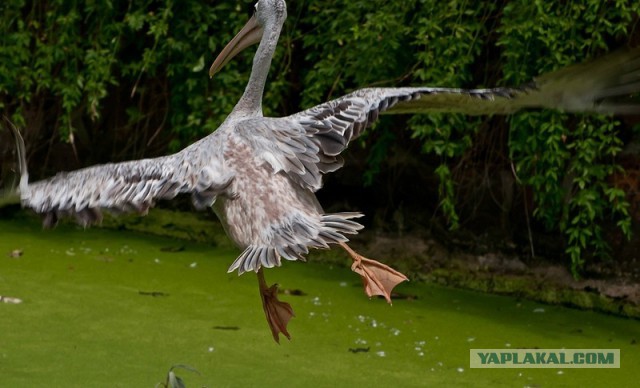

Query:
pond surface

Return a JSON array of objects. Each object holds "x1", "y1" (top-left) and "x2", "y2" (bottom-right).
[{"x1": 0, "y1": 217, "x2": 638, "y2": 387}]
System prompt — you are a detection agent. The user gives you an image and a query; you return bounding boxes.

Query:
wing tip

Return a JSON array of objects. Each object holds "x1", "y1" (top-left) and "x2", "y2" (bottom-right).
[{"x1": 3, "y1": 116, "x2": 29, "y2": 197}]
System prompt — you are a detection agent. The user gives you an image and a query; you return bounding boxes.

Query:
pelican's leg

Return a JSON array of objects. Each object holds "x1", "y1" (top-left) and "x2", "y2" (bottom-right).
[
  {"x1": 339, "y1": 242, "x2": 408, "y2": 304},
  {"x1": 257, "y1": 268, "x2": 295, "y2": 343}
]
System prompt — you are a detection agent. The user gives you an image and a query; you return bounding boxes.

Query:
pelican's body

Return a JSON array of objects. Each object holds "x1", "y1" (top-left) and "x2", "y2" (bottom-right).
[
  {"x1": 209, "y1": 117, "x2": 359, "y2": 273},
  {"x1": 8, "y1": 0, "x2": 640, "y2": 342}
]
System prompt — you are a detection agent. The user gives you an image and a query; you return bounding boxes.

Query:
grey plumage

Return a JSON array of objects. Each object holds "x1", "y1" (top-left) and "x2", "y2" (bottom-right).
[
  {"x1": 8, "y1": 0, "x2": 640, "y2": 277},
  {"x1": 16, "y1": 134, "x2": 232, "y2": 229}
]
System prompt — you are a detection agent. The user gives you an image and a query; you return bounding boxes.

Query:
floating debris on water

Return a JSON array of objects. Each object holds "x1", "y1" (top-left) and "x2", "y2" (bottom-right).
[
  {"x1": 355, "y1": 315, "x2": 383, "y2": 328},
  {"x1": 467, "y1": 337, "x2": 476, "y2": 342},
  {"x1": 457, "y1": 367, "x2": 464, "y2": 373},
  {"x1": 65, "y1": 249, "x2": 76, "y2": 256},
  {"x1": 0, "y1": 296, "x2": 22, "y2": 304},
  {"x1": 414, "y1": 341, "x2": 425, "y2": 357},
  {"x1": 118, "y1": 245, "x2": 137, "y2": 255},
  {"x1": 339, "y1": 281, "x2": 347, "y2": 287},
  {"x1": 505, "y1": 343, "x2": 511, "y2": 347},
  {"x1": 280, "y1": 288, "x2": 307, "y2": 296},
  {"x1": 388, "y1": 292, "x2": 418, "y2": 300},
  {"x1": 557, "y1": 370, "x2": 564, "y2": 375},
  {"x1": 160, "y1": 245, "x2": 185, "y2": 252},
  {"x1": 154, "y1": 258, "x2": 161, "y2": 264},
  {"x1": 212, "y1": 326, "x2": 240, "y2": 331},
  {"x1": 138, "y1": 291, "x2": 169, "y2": 297},
  {"x1": 390, "y1": 328, "x2": 401, "y2": 336},
  {"x1": 375, "y1": 351, "x2": 386, "y2": 357},
  {"x1": 208, "y1": 346, "x2": 215, "y2": 352},
  {"x1": 533, "y1": 308, "x2": 545, "y2": 313},
  {"x1": 355, "y1": 338, "x2": 367, "y2": 345},
  {"x1": 348, "y1": 347, "x2": 369, "y2": 354},
  {"x1": 189, "y1": 262, "x2": 197, "y2": 268},
  {"x1": 7, "y1": 249, "x2": 23, "y2": 258}
]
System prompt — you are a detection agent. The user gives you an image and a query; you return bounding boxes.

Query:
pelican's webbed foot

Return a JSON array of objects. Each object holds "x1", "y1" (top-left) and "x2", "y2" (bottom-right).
[
  {"x1": 340, "y1": 242, "x2": 408, "y2": 303},
  {"x1": 258, "y1": 269, "x2": 295, "y2": 343}
]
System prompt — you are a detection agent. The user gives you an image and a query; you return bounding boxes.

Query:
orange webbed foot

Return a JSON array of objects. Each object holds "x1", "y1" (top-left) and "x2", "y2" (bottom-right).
[
  {"x1": 258, "y1": 269, "x2": 295, "y2": 343},
  {"x1": 340, "y1": 242, "x2": 408, "y2": 303}
]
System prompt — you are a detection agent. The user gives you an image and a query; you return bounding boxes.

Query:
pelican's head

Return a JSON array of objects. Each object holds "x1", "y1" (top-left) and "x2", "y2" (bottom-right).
[{"x1": 209, "y1": 0, "x2": 287, "y2": 78}]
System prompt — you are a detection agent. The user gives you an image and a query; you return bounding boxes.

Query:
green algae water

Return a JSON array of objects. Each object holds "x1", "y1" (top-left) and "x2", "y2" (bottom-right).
[{"x1": 0, "y1": 216, "x2": 638, "y2": 387}]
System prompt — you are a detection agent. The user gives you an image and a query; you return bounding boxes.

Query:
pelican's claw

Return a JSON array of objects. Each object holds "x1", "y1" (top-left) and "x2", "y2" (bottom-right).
[
  {"x1": 258, "y1": 270, "x2": 295, "y2": 343},
  {"x1": 341, "y1": 242, "x2": 408, "y2": 303}
]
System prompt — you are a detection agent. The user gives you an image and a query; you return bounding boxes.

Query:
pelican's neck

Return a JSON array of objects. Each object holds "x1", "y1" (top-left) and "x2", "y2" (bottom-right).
[{"x1": 231, "y1": 22, "x2": 282, "y2": 118}]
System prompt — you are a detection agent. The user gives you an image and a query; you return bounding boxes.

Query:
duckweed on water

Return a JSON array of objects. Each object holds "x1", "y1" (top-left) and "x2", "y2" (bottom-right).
[{"x1": 0, "y1": 216, "x2": 639, "y2": 387}]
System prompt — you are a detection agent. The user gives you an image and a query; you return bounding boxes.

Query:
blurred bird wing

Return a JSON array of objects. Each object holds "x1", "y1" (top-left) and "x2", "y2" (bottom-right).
[
  {"x1": 260, "y1": 47, "x2": 640, "y2": 191},
  {"x1": 19, "y1": 145, "x2": 233, "y2": 227}
]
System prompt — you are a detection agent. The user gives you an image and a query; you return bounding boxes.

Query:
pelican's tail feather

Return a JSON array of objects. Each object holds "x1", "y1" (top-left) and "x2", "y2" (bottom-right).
[{"x1": 227, "y1": 212, "x2": 365, "y2": 275}]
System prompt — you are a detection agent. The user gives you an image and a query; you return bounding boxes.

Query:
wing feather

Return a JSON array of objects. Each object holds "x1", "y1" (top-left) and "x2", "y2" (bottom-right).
[
  {"x1": 229, "y1": 48, "x2": 640, "y2": 194},
  {"x1": 16, "y1": 144, "x2": 233, "y2": 227},
  {"x1": 259, "y1": 47, "x2": 640, "y2": 191}
]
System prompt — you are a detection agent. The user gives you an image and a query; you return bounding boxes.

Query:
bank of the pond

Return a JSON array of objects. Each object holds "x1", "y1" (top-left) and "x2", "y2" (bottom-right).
[{"x1": 90, "y1": 208, "x2": 640, "y2": 320}]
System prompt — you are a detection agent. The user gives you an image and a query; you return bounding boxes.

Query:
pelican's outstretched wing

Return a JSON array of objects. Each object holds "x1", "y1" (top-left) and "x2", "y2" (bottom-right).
[
  {"x1": 253, "y1": 47, "x2": 639, "y2": 191},
  {"x1": 8, "y1": 125, "x2": 233, "y2": 227}
]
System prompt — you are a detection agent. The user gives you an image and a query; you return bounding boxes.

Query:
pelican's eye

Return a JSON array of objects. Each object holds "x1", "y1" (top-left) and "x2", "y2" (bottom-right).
[{"x1": 247, "y1": 2, "x2": 258, "y2": 18}]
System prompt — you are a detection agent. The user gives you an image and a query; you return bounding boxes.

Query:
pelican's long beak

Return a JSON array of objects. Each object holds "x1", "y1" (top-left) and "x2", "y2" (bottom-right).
[{"x1": 209, "y1": 15, "x2": 263, "y2": 78}]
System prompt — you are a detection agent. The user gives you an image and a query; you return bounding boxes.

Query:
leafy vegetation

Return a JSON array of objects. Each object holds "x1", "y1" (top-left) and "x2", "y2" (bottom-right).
[{"x1": 0, "y1": 0, "x2": 638, "y2": 274}]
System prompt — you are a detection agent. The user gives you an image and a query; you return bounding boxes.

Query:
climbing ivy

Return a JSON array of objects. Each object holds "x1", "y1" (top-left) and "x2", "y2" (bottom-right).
[{"x1": 497, "y1": 0, "x2": 639, "y2": 275}]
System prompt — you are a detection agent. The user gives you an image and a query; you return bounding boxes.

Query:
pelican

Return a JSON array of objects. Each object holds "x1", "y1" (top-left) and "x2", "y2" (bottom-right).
[{"x1": 6, "y1": 0, "x2": 640, "y2": 342}]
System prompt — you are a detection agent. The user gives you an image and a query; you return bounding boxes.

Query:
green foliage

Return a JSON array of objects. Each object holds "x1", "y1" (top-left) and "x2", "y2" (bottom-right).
[
  {"x1": 497, "y1": 0, "x2": 639, "y2": 275},
  {"x1": 302, "y1": 0, "x2": 418, "y2": 103},
  {"x1": 0, "y1": 0, "x2": 638, "y2": 274},
  {"x1": 408, "y1": 1, "x2": 497, "y2": 229},
  {"x1": 0, "y1": 0, "x2": 266, "y2": 152}
]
